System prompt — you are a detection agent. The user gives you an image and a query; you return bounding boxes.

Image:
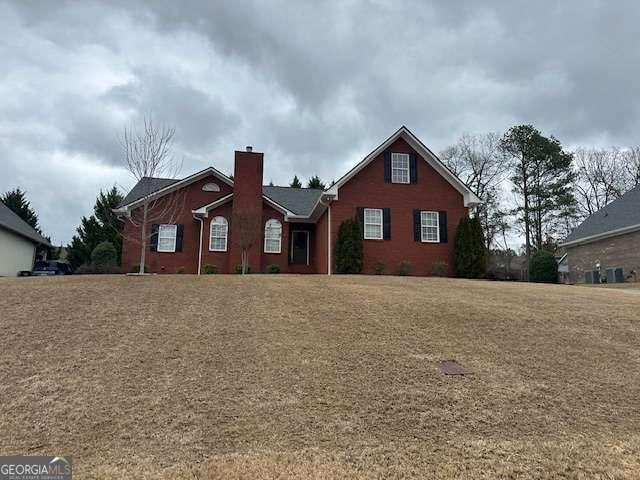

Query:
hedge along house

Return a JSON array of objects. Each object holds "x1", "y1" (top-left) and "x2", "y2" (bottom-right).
[
  {"x1": 560, "y1": 184, "x2": 640, "y2": 284},
  {"x1": 115, "y1": 126, "x2": 481, "y2": 275}
]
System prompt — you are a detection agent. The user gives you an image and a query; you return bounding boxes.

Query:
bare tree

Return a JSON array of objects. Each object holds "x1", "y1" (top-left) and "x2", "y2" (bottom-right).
[
  {"x1": 440, "y1": 132, "x2": 509, "y2": 249},
  {"x1": 120, "y1": 116, "x2": 184, "y2": 274},
  {"x1": 621, "y1": 146, "x2": 640, "y2": 190},
  {"x1": 232, "y1": 213, "x2": 261, "y2": 274},
  {"x1": 573, "y1": 147, "x2": 625, "y2": 218}
]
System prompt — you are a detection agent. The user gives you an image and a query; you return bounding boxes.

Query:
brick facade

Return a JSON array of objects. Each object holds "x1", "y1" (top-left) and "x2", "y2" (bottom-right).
[
  {"x1": 566, "y1": 230, "x2": 640, "y2": 283},
  {"x1": 121, "y1": 175, "x2": 233, "y2": 274},
  {"x1": 327, "y1": 137, "x2": 467, "y2": 276},
  {"x1": 120, "y1": 131, "x2": 472, "y2": 276}
]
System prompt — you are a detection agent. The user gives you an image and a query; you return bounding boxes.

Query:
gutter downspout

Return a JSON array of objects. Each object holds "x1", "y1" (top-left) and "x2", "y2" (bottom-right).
[
  {"x1": 328, "y1": 203, "x2": 331, "y2": 275},
  {"x1": 194, "y1": 214, "x2": 204, "y2": 275},
  {"x1": 318, "y1": 194, "x2": 332, "y2": 276}
]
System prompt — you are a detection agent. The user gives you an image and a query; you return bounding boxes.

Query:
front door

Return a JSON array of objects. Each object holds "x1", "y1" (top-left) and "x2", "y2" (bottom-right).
[{"x1": 291, "y1": 231, "x2": 309, "y2": 265}]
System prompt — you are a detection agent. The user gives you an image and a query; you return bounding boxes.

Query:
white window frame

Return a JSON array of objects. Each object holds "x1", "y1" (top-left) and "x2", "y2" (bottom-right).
[
  {"x1": 391, "y1": 152, "x2": 410, "y2": 184},
  {"x1": 264, "y1": 219, "x2": 282, "y2": 254},
  {"x1": 364, "y1": 208, "x2": 383, "y2": 240},
  {"x1": 209, "y1": 216, "x2": 228, "y2": 252},
  {"x1": 420, "y1": 211, "x2": 440, "y2": 243},
  {"x1": 157, "y1": 224, "x2": 177, "y2": 252}
]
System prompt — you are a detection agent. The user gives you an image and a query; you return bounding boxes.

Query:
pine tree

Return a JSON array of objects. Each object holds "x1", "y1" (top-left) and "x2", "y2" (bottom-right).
[
  {"x1": 290, "y1": 175, "x2": 302, "y2": 188},
  {"x1": 501, "y1": 125, "x2": 576, "y2": 278},
  {"x1": 94, "y1": 187, "x2": 125, "y2": 261},
  {"x1": 66, "y1": 187, "x2": 124, "y2": 270},
  {"x1": 1, "y1": 188, "x2": 40, "y2": 232},
  {"x1": 307, "y1": 175, "x2": 326, "y2": 189}
]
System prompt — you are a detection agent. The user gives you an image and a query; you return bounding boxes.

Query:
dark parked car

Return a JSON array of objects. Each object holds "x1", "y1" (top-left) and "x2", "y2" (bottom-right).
[{"x1": 31, "y1": 261, "x2": 72, "y2": 276}]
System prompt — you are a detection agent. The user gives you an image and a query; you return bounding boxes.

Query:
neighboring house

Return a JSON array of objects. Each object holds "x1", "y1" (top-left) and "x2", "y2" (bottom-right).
[
  {"x1": 115, "y1": 126, "x2": 481, "y2": 275},
  {"x1": 0, "y1": 201, "x2": 50, "y2": 276},
  {"x1": 560, "y1": 185, "x2": 640, "y2": 283}
]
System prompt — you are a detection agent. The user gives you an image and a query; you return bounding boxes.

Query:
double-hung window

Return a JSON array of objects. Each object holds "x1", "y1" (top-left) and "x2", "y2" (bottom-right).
[
  {"x1": 264, "y1": 219, "x2": 282, "y2": 253},
  {"x1": 420, "y1": 211, "x2": 439, "y2": 243},
  {"x1": 157, "y1": 224, "x2": 177, "y2": 252},
  {"x1": 391, "y1": 153, "x2": 410, "y2": 184},
  {"x1": 364, "y1": 208, "x2": 383, "y2": 240},
  {"x1": 210, "y1": 216, "x2": 228, "y2": 252}
]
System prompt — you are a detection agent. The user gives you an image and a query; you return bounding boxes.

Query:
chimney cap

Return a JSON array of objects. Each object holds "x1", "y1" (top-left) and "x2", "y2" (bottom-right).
[{"x1": 246, "y1": 145, "x2": 253, "y2": 152}]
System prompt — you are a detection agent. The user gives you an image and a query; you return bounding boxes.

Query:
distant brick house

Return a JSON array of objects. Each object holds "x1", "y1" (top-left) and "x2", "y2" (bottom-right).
[
  {"x1": 115, "y1": 126, "x2": 481, "y2": 275},
  {"x1": 560, "y1": 185, "x2": 640, "y2": 283}
]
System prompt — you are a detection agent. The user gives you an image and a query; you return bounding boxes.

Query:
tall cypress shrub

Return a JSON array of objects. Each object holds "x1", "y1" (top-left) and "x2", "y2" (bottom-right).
[
  {"x1": 454, "y1": 216, "x2": 487, "y2": 278},
  {"x1": 469, "y1": 216, "x2": 488, "y2": 277},
  {"x1": 454, "y1": 216, "x2": 472, "y2": 277},
  {"x1": 334, "y1": 218, "x2": 363, "y2": 274}
]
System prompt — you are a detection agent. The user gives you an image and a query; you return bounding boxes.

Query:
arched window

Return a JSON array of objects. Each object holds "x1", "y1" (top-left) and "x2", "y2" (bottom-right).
[
  {"x1": 209, "y1": 216, "x2": 228, "y2": 252},
  {"x1": 264, "y1": 219, "x2": 282, "y2": 253}
]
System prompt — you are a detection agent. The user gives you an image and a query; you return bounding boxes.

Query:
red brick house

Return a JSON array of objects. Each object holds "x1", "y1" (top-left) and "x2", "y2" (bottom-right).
[{"x1": 115, "y1": 126, "x2": 481, "y2": 275}]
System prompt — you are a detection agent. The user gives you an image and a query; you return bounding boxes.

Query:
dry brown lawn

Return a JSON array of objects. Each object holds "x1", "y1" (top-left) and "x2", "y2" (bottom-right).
[{"x1": 1, "y1": 275, "x2": 640, "y2": 479}]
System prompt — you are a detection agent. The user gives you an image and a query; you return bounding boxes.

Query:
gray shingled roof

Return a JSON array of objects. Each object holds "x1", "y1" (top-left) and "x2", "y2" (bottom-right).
[
  {"x1": 262, "y1": 186, "x2": 323, "y2": 216},
  {"x1": 121, "y1": 176, "x2": 323, "y2": 217},
  {"x1": 564, "y1": 185, "x2": 640, "y2": 244},
  {"x1": 119, "y1": 177, "x2": 179, "y2": 207},
  {"x1": 0, "y1": 201, "x2": 50, "y2": 245}
]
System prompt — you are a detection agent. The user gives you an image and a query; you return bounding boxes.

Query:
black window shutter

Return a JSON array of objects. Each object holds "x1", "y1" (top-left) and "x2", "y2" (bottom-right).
[
  {"x1": 383, "y1": 208, "x2": 391, "y2": 240},
  {"x1": 413, "y1": 210, "x2": 421, "y2": 242},
  {"x1": 150, "y1": 224, "x2": 159, "y2": 251},
  {"x1": 356, "y1": 207, "x2": 365, "y2": 238},
  {"x1": 175, "y1": 224, "x2": 184, "y2": 252},
  {"x1": 383, "y1": 151, "x2": 391, "y2": 183},
  {"x1": 438, "y1": 211, "x2": 448, "y2": 243},
  {"x1": 409, "y1": 154, "x2": 418, "y2": 183}
]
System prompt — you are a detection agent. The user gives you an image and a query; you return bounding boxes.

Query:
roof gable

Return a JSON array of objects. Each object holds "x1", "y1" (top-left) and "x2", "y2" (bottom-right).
[
  {"x1": 325, "y1": 126, "x2": 481, "y2": 207},
  {"x1": 562, "y1": 185, "x2": 640, "y2": 246},
  {"x1": 116, "y1": 166, "x2": 234, "y2": 211},
  {"x1": 119, "y1": 177, "x2": 179, "y2": 207},
  {"x1": 0, "y1": 201, "x2": 50, "y2": 245}
]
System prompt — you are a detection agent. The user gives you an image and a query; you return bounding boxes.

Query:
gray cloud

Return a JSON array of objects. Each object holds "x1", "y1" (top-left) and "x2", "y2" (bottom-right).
[
  {"x1": 1, "y1": 0, "x2": 639, "y2": 244},
  {"x1": 104, "y1": 69, "x2": 241, "y2": 153}
]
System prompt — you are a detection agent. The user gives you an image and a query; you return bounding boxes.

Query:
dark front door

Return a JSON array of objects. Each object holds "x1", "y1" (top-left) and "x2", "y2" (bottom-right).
[{"x1": 291, "y1": 231, "x2": 309, "y2": 265}]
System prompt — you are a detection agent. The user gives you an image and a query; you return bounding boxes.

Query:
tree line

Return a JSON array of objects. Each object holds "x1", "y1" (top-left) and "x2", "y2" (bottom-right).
[
  {"x1": 267, "y1": 175, "x2": 331, "y2": 190},
  {"x1": 440, "y1": 124, "x2": 640, "y2": 272}
]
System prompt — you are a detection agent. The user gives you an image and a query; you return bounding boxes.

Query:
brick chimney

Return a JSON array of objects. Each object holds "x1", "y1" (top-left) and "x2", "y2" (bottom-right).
[{"x1": 230, "y1": 147, "x2": 264, "y2": 271}]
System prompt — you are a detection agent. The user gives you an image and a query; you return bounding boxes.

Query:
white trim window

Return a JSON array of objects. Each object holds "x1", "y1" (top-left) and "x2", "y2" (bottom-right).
[
  {"x1": 421, "y1": 211, "x2": 439, "y2": 243},
  {"x1": 391, "y1": 153, "x2": 410, "y2": 184},
  {"x1": 364, "y1": 208, "x2": 383, "y2": 240},
  {"x1": 209, "y1": 216, "x2": 228, "y2": 252},
  {"x1": 264, "y1": 219, "x2": 282, "y2": 253},
  {"x1": 158, "y1": 224, "x2": 178, "y2": 252}
]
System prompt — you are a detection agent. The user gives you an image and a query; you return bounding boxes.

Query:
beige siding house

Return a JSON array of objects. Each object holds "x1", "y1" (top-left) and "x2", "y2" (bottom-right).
[
  {"x1": 0, "y1": 201, "x2": 50, "y2": 276},
  {"x1": 560, "y1": 185, "x2": 640, "y2": 283}
]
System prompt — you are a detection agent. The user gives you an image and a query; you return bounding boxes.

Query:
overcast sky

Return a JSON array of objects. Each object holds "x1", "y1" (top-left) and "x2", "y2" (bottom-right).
[{"x1": 2, "y1": 1, "x2": 639, "y2": 244}]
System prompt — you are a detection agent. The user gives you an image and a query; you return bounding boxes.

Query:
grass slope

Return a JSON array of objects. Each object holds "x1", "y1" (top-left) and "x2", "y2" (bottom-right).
[{"x1": 1, "y1": 275, "x2": 639, "y2": 479}]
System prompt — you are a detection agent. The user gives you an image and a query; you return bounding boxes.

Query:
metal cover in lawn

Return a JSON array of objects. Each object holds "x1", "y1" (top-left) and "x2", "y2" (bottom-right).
[{"x1": 440, "y1": 359, "x2": 471, "y2": 375}]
